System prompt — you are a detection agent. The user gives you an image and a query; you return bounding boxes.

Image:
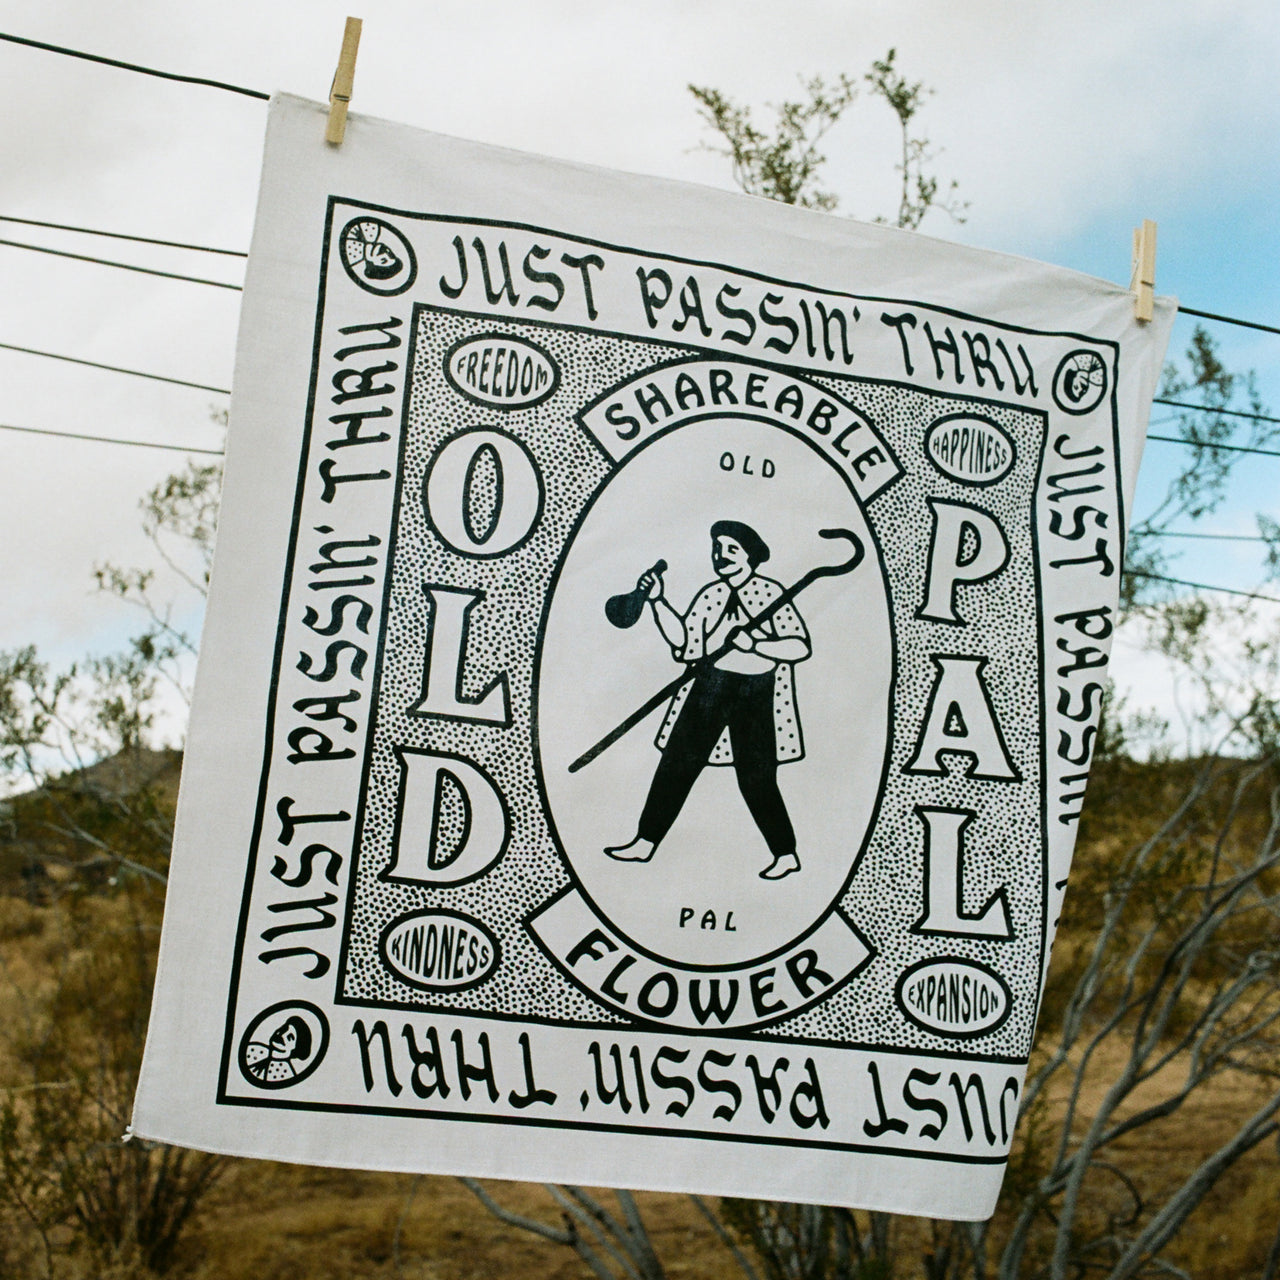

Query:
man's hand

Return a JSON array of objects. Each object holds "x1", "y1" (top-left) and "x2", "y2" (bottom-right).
[
  {"x1": 639, "y1": 568, "x2": 664, "y2": 602},
  {"x1": 729, "y1": 627, "x2": 757, "y2": 652}
]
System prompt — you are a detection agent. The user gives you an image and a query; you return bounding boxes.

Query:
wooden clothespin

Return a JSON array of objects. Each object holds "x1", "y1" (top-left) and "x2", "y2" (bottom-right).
[
  {"x1": 1130, "y1": 219, "x2": 1157, "y2": 323},
  {"x1": 326, "y1": 16, "x2": 362, "y2": 145}
]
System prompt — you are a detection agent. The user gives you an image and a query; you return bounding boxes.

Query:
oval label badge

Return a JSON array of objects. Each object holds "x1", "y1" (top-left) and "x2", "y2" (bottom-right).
[
  {"x1": 924, "y1": 413, "x2": 1015, "y2": 486},
  {"x1": 536, "y1": 414, "x2": 891, "y2": 986},
  {"x1": 445, "y1": 334, "x2": 560, "y2": 409},
  {"x1": 896, "y1": 958, "x2": 1011, "y2": 1038},
  {"x1": 381, "y1": 910, "x2": 500, "y2": 992}
]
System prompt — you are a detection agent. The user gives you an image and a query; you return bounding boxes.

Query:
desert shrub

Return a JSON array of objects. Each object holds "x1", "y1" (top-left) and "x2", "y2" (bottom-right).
[{"x1": 0, "y1": 877, "x2": 224, "y2": 1276}]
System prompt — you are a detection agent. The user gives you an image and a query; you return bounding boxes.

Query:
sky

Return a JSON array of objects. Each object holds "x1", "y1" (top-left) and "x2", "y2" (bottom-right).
[{"x1": 1, "y1": 0, "x2": 1277, "y2": 747}]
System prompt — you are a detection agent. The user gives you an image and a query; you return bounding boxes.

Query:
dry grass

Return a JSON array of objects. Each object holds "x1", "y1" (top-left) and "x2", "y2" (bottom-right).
[
  {"x1": 1019, "y1": 1034, "x2": 1280, "y2": 1279},
  {"x1": 182, "y1": 1172, "x2": 730, "y2": 1280},
  {"x1": 1, "y1": 750, "x2": 1277, "y2": 1279}
]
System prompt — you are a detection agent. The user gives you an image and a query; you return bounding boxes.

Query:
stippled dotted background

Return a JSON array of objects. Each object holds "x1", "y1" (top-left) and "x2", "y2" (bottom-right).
[{"x1": 338, "y1": 302, "x2": 1047, "y2": 1058}]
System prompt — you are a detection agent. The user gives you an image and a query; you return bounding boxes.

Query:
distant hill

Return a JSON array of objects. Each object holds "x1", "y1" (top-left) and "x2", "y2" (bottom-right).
[{"x1": 0, "y1": 746, "x2": 182, "y2": 897}]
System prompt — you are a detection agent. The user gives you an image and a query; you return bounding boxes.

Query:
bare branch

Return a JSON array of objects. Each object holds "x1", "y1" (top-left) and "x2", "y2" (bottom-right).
[
  {"x1": 456, "y1": 1178, "x2": 572, "y2": 1246},
  {"x1": 548, "y1": 1185, "x2": 647, "y2": 1280},
  {"x1": 688, "y1": 1196, "x2": 761, "y2": 1280}
]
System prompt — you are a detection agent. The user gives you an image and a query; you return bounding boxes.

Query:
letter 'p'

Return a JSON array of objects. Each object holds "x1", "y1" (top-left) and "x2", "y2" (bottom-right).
[{"x1": 917, "y1": 499, "x2": 1010, "y2": 625}]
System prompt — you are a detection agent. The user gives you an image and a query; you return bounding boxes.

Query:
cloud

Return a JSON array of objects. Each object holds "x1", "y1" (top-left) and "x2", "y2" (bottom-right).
[{"x1": 3, "y1": 0, "x2": 1276, "y2": 726}]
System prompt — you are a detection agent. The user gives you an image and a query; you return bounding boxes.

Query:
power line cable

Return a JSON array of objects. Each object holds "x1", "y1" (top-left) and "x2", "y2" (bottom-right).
[
  {"x1": 0, "y1": 341, "x2": 230, "y2": 394},
  {"x1": 12, "y1": 331, "x2": 1272, "y2": 434},
  {"x1": 0, "y1": 31, "x2": 268, "y2": 101},
  {"x1": 4, "y1": 32, "x2": 1280, "y2": 344},
  {"x1": 1125, "y1": 568, "x2": 1280, "y2": 605},
  {"x1": 7, "y1": 223, "x2": 1280, "y2": 347},
  {"x1": 17, "y1": 420, "x2": 1278, "y2": 598},
  {"x1": 13, "y1": 326, "x2": 1276, "y2": 434},
  {"x1": 0, "y1": 215, "x2": 247, "y2": 258},
  {"x1": 1146, "y1": 433, "x2": 1280, "y2": 460},
  {"x1": 1178, "y1": 306, "x2": 1280, "y2": 338},
  {"x1": 0, "y1": 237, "x2": 242, "y2": 290},
  {"x1": 1154, "y1": 530, "x2": 1268, "y2": 543},
  {"x1": 1153, "y1": 398, "x2": 1280, "y2": 426},
  {"x1": 0, "y1": 422, "x2": 223, "y2": 455},
  {"x1": 3, "y1": 412, "x2": 1268, "y2": 555},
  {"x1": 9, "y1": 393, "x2": 1276, "y2": 524}
]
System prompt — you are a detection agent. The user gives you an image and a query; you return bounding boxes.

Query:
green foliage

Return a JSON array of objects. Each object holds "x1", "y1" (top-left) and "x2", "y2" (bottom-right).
[
  {"x1": 0, "y1": 646, "x2": 163, "y2": 793},
  {"x1": 0, "y1": 428, "x2": 225, "y2": 1272},
  {"x1": 690, "y1": 51, "x2": 965, "y2": 228},
  {"x1": 863, "y1": 51, "x2": 965, "y2": 231},
  {"x1": 0, "y1": 885, "x2": 225, "y2": 1275},
  {"x1": 689, "y1": 74, "x2": 859, "y2": 212},
  {"x1": 94, "y1": 451, "x2": 223, "y2": 713},
  {"x1": 137, "y1": 459, "x2": 222, "y2": 594},
  {"x1": 0, "y1": 647, "x2": 66, "y2": 780}
]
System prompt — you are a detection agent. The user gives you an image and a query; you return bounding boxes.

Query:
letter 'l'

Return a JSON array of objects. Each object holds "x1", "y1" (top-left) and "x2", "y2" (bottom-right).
[
  {"x1": 912, "y1": 807, "x2": 1013, "y2": 940},
  {"x1": 409, "y1": 584, "x2": 511, "y2": 726}
]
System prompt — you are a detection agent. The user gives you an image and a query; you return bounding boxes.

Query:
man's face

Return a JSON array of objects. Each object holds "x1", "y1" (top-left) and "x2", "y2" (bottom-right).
[
  {"x1": 268, "y1": 1023, "x2": 298, "y2": 1058},
  {"x1": 713, "y1": 535, "x2": 751, "y2": 581}
]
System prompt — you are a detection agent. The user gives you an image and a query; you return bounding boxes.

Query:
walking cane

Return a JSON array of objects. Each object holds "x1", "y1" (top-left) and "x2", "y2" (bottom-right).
[{"x1": 568, "y1": 528, "x2": 865, "y2": 773}]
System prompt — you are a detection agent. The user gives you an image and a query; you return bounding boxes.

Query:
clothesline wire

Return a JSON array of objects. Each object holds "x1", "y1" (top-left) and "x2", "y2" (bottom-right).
[
  {"x1": 16, "y1": 212, "x2": 1280, "y2": 341},
  {"x1": 5, "y1": 336, "x2": 1275, "y2": 455},
  {"x1": 1153, "y1": 398, "x2": 1280, "y2": 427},
  {"x1": 4, "y1": 420, "x2": 1275, "y2": 601},
  {"x1": 0, "y1": 215, "x2": 247, "y2": 258},
  {"x1": 0, "y1": 341, "x2": 230, "y2": 395},
  {"x1": 1126, "y1": 569, "x2": 1280, "y2": 606},
  {"x1": 0, "y1": 421, "x2": 223, "y2": 455},
  {"x1": 1, "y1": 30, "x2": 1279, "y2": 339},
  {"x1": 1177, "y1": 306, "x2": 1280, "y2": 339},
  {"x1": 3, "y1": 418, "x2": 1274, "y2": 554},
  {"x1": 0, "y1": 237, "x2": 243, "y2": 290},
  {"x1": 0, "y1": 31, "x2": 269, "y2": 100},
  {"x1": 1146, "y1": 433, "x2": 1280, "y2": 460},
  {"x1": 3, "y1": 340, "x2": 1276, "y2": 455},
  {"x1": 6, "y1": 220, "x2": 1275, "y2": 339}
]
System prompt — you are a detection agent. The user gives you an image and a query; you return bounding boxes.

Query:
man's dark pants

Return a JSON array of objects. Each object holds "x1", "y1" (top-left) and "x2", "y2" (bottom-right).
[{"x1": 637, "y1": 667, "x2": 796, "y2": 857}]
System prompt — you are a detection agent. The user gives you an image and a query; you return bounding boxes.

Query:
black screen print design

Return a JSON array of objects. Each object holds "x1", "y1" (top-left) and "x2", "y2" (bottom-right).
[{"x1": 217, "y1": 200, "x2": 1126, "y2": 1181}]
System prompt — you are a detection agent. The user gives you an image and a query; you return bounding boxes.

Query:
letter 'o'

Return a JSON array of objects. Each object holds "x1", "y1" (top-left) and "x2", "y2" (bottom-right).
[{"x1": 424, "y1": 428, "x2": 544, "y2": 558}]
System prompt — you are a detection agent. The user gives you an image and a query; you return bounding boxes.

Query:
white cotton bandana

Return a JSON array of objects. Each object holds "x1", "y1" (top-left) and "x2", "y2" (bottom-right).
[{"x1": 133, "y1": 93, "x2": 1175, "y2": 1220}]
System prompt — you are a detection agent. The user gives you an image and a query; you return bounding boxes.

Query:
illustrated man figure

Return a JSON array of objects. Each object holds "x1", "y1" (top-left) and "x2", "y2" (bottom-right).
[
  {"x1": 605, "y1": 520, "x2": 811, "y2": 879},
  {"x1": 244, "y1": 1014, "x2": 313, "y2": 1084}
]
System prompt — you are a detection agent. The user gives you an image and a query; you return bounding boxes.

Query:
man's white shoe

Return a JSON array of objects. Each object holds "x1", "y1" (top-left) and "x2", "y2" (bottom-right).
[
  {"x1": 760, "y1": 852, "x2": 800, "y2": 879},
  {"x1": 605, "y1": 836, "x2": 656, "y2": 862}
]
